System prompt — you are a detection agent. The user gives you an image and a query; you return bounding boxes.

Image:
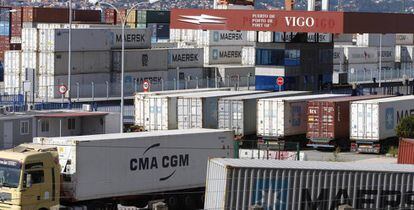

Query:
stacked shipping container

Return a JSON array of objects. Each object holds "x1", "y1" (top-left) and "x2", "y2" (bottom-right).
[{"x1": 396, "y1": 34, "x2": 414, "y2": 70}]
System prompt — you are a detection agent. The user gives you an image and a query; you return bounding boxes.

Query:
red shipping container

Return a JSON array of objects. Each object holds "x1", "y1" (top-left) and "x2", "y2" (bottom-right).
[
  {"x1": 104, "y1": 9, "x2": 116, "y2": 24},
  {"x1": 22, "y1": 7, "x2": 101, "y2": 23},
  {"x1": 307, "y1": 95, "x2": 393, "y2": 149},
  {"x1": 116, "y1": 9, "x2": 127, "y2": 24},
  {"x1": 398, "y1": 138, "x2": 414, "y2": 164}
]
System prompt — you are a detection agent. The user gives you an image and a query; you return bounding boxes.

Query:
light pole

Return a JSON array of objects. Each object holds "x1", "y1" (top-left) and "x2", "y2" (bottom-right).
[
  {"x1": 90, "y1": 0, "x2": 159, "y2": 133},
  {"x1": 379, "y1": 33, "x2": 383, "y2": 88},
  {"x1": 68, "y1": 0, "x2": 73, "y2": 107}
]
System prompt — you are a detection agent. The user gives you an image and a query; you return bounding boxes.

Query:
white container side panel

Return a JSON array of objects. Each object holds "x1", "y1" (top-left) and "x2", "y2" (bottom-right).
[
  {"x1": 258, "y1": 31, "x2": 273, "y2": 43},
  {"x1": 21, "y1": 52, "x2": 38, "y2": 78},
  {"x1": 34, "y1": 131, "x2": 234, "y2": 202},
  {"x1": 143, "y1": 97, "x2": 172, "y2": 131},
  {"x1": 3, "y1": 73, "x2": 21, "y2": 94},
  {"x1": 22, "y1": 28, "x2": 38, "y2": 51},
  {"x1": 333, "y1": 64, "x2": 345, "y2": 73},
  {"x1": 333, "y1": 47, "x2": 344, "y2": 65},
  {"x1": 257, "y1": 100, "x2": 284, "y2": 137},
  {"x1": 396, "y1": 34, "x2": 414, "y2": 45},
  {"x1": 356, "y1": 33, "x2": 396, "y2": 47},
  {"x1": 4, "y1": 51, "x2": 21, "y2": 74},
  {"x1": 167, "y1": 48, "x2": 204, "y2": 69},
  {"x1": 196, "y1": 30, "x2": 252, "y2": 46},
  {"x1": 351, "y1": 97, "x2": 414, "y2": 141},
  {"x1": 39, "y1": 51, "x2": 111, "y2": 75},
  {"x1": 218, "y1": 100, "x2": 250, "y2": 136},
  {"x1": 344, "y1": 47, "x2": 378, "y2": 64},
  {"x1": 204, "y1": 159, "x2": 414, "y2": 210},
  {"x1": 395, "y1": 45, "x2": 414, "y2": 63},
  {"x1": 247, "y1": 31, "x2": 257, "y2": 42},
  {"x1": 380, "y1": 62, "x2": 395, "y2": 70},
  {"x1": 242, "y1": 46, "x2": 256, "y2": 66},
  {"x1": 177, "y1": 98, "x2": 203, "y2": 130},
  {"x1": 204, "y1": 46, "x2": 243, "y2": 65},
  {"x1": 347, "y1": 63, "x2": 378, "y2": 72},
  {"x1": 379, "y1": 47, "x2": 395, "y2": 63},
  {"x1": 113, "y1": 49, "x2": 168, "y2": 72}
]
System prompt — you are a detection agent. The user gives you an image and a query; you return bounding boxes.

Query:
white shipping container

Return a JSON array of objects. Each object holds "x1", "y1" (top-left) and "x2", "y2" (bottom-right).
[
  {"x1": 242, "y1": 46, "x2": 255, "y2": 65},
  {"x1": 258, "y1": 31, "x2": 273, "y2": 43},
  {"x1": 347, "y1": 63, "x2": 378, "y2": 73},
  {"x1": 380, "y1": 62, "x2": 395, "y2": 70},
  {"x1": 36, "y1": 23, "x2": 92, "y2": 29},
  {"x1": 3, "y1": 73, "x2": 21, "y2": 94},
  {"x1": 204, "y1": 158, "x2": 414, "y2": 210},
  {"x1": 344, "y1": 46, "x2": 378, "y2": 64},
  {"x1": 113, "y1": 49, "x2": 168, "y2": 72},
  {"x1": 238, "y1": 149, "x2": 306, "y2": 161},
  {"x1": 333, "y1": 33, "x2": 354, "y2": 43},
  {"x1": 218, "y1": 91, "x2": 307, "y2": 137},
  {"x1": 38, "y1": 51, "x2": 111, "y2": 75},
  {"x1": 216, "y1": 65, "x2": 256, "y2": 79},
  {"x1": 350, "y1": 95, "x2": 414, "y2": 141},
  {"x1": 32, "y1": 129, "x2": 234, "y2": 202},
  {"x1": 395, "y1": 45, "x2": 414, "y2": 63},
  {"x1": 196, "y1": 30, "x2": 251, "y2": 46},
  {"x1": 167, "y1": 48, "x2": 204, "y2": 69},
  {"x1": 4, "y1": 51, "x2": 21, "y2": 74},
  {"x1": 356, "y1": 33, "x2": 396, "y2": 47},
  {"x1": 21, "y1": 51, "x2": 37, "y2": 79},
  {"x1": 333, "y1": 47, "x2": 344, "y2": 64},
  {"x1": 22, "y1": 28, "x2": 38, "y2": 51},
  {"x1": 378, "y1": 46, "x2": 395, "y2": 63},
  {"x1": 257, "y1": 94, "x2": 347, "y2": 138},
  {"x1": 247, "y1": 31, "x2": 257, "y2": 42},
  {"x1": 204, "y1": 46, "x2": 243, "y2": 65},
  {"x1": 396, "y1": 34, "x2": 414, "y2": 45},
  {"x1": 177, "y1": 91, "x2": 267, "y2": 130}
]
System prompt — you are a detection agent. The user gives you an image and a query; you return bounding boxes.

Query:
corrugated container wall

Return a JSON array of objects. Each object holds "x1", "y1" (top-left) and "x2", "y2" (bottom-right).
[
  {"x1": 112, "y1": 49, "x2": 167, "y2": 72},
  {"x1": 204, "y1": 46, "x2": 243, "y2": 65},
  {"x1": 396, "y1": 34, "x2": 414, "y2": 45},
  {"x1": 196, "y1": 30, "x2": 252, "y2": 46},
  {"x1": 396, "y1": 45, "x2": 414, "y2": 63},
  {"x1": 344, "y1": 47, "x2": 378, "y2": 64},
  {"x1": 356, "y1": 33, "x2": 396, "y2": 47},
  {"x1": 3, "y1": 51, "x2": 21, "y2": 93},
  {"x1": 22, "y1": 28, "x2": 37, "y2": 51},
  {"x1": 242, "y1": 46, "x2": 255, "y2": 66},
  {"x1": 167, "y1": 48, "x2": 204, "y2": 69},
  {"x1": 398, "y1": 138, "x2": 414, "y2": 164},
  {"x1": 22, "y1": 7, "x2": 101, "y2": 23},
  {"x1": 137, "y1": 10, "x2": 170, "y2": 24},
  {"x1": 350, "y1": 96, "x2": 414, "y2": 141},
  {"x1": 204, "y1": 158, "x2": 414, "y2": 210},
  {"x1": 21, "y1": 51, "x2": 37, "y2": 80}
]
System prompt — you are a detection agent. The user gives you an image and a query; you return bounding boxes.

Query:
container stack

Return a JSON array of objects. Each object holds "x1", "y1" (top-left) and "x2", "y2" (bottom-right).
[
  {"x1": 344, "y1": 46, "x2": 378, "y2": 73},
  {"x1": 0, "y1": 7, "x2": 12, "y2": 63},
  {"x1": 332, "y1": 47, "x2": 346, "y2": 84},
  {"x1": 396, "y1": 34, "x2": 414, "y2": 70},
  {"x1": 3, "y1": 50, "x2": 21, "y2": 94}
]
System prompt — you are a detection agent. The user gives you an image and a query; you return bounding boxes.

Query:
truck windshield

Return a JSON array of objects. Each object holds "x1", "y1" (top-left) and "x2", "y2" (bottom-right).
[{"x1": 0, "y1": 159, "x2": 21, "y2": 188}]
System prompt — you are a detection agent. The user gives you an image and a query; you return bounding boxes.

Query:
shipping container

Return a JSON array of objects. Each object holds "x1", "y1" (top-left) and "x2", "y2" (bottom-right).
[
  {"x1": 32, "y1": 129, "x2": 233, "y2": 202},
  {"x1": 238, "y1": 149, "x2": 306, "y2": 161},
  {"x1": 350, "y1": 96, "x2": 414, "y2": 149},
  {"x1": 333, "y1": 33, "x2": 354, "y2": 43},
  {"x1": 242, "y1": 46, "x2": 255, "y2": 65},
  {"x1": 332, "y1": 71, "x2": 348, "y2": 85},
  {"x1": 218, "y1": 91, "x2": 307, "y2": 138},
  {"x1": 356, "y1": 33, "x2": 396, "y2": 47},
  {"x1": 196, "y1": 30, "x2": 252, "y2": 46},
  {"x1": 38, "y1": 51, "x2": 111, "y2": 76},
  {"x1": 167, "y1": 48, "x2": 204, "y2": 69},
  {"x1": 333, "y1": 47, "x2": 344, "y2": 64},
  {"x1": 3, "y1": 73, "x2": 20, "y2": 94},
  {"x1": 395, "y1": 45, "x2": 414, "y2": 63},
  {"x1": 136, "y1": 10, "x2": 170, "y2": 24},
  {"x1": 257, "y1": 94, "x2": 347, "y2": 139},
  {"x1": 258, "y1": 31, "x2": 273, "y2": 43},
  {"x1": 344, "y1": 46, "x2": 378, "y2": 64},
  {"x1": 398, "y1": 138, "x2": 414, "y2": 164},
  {"x1": 204, "y1": 46, "x2": 243, "y2": 65},
  {"x1": 167, "y1": 67, "x2": 204, "y2": 83},
  {"x1": 307, "y1": 95, "x2": 393, "y2": 149},
  {"x1": 396, "y1": 34, "x2": 414, "y2": 45},
  {"x1": 204, "y1": 158, "x2": 414, "y2": 210},
  {"x1": 22, "y1": 7, "x2": 100, "y2": 23},
  {"x1": 38, "y1": 28, "x2": 151, "y2": 52},
  {"x1": 134, "y1": 88, "x2": 232, "y2": 127},
  {"x1": 112, "y1": 49, "x2": 167, "y2": 72},
  {"x1": 378, "y1": 46, "x2": 395, "y2": 63},
  {"x1": 110, "y1": 71, "x2": 168, "y2": 94},
  {"x1": 3, "y1": 50, "x2": 21, "y2": 94},
  {"x1": 22, "y1": 28, "x2": 37, "y2": 51},
  {"x1": 21, "y1": 51, "x2": 37, "y2": 79},
  {"x1": 177, "y1": 91, "x2": 267, "y2": 130}
]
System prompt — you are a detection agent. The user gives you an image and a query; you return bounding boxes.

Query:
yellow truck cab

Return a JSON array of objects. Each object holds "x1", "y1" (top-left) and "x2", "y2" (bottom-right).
[{"x1": 0, "y1": 144, "x2": 60, "y2": 210}]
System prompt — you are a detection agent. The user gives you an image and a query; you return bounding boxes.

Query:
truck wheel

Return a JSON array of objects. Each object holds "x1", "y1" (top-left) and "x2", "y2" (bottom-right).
[
  {"x1": 167, "y1": 195, "x2": 179, "y2": 209},
  {"x1": 184, "y1": 195, "x2": 196, "y2": 210}
]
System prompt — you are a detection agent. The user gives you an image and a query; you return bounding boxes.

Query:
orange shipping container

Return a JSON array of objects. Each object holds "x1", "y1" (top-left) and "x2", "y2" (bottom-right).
[{"x1": 398, "y1": 138, "x2": 414, "y2": 164}]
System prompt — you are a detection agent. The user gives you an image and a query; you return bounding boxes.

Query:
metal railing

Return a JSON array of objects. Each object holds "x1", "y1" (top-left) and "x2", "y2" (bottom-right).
[{"x1": 347, "y1": 68, "x2": 414, "y2": 84}]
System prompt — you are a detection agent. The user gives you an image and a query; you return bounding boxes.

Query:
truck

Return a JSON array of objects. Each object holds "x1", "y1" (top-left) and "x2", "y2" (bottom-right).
[
  {"x1": 0, "y1": 129, "x2": 234, "y2": 210},
  {"x1": 256, "y1": 94, "x2": 347, "y2": 149},
  {"x1": 306, "y1": 95, "x2": 392, "y2": 150},
  {"x1": 350, "y1": 95, "x2": 414, "y2": 154},
  {"x1": 204, "y1": 158, "x2": 414, "y2": 210}
]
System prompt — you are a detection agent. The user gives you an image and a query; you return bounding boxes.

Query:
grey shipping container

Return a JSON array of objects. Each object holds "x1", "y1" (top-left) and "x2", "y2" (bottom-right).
[
  {"x1": 204, "y1": 158, "x2": 414, "y2": 210},
  {"x1": 167, "y1": 48, "x2": 204, "y2": 69},
  {"x1": 218, "y1": 91, "x2": 308, "y2": 137},
  {"x1": 177, "y1": 91, "x2": 268, "y2": 130}
]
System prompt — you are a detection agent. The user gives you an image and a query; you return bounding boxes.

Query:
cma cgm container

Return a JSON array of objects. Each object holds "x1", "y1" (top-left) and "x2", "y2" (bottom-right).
[
  {"x1": 134, "y1": 89, "x2": 231, "y2": 129},
  {"x1": 257, "y1": 94, "x2": 347, "y2": 141},
  {"x1": 204, "y1": 46, "x2": 243, "y2": 65},
  {"x1": 28, "y1": 129, "x2": 233, "y2": 209},
  {"x1": 307, "y1": 95, "x2": 393, "y2": 150},
  {"x1": 218, "y1": 91, "x2": 307, "y2": 139},
  {"x1": 398, "y1": 138, "x2": 414, "y2": 164},
  {"x1": 177, "y1": 91, "x2": 267, "y2": 129},
  {"x1": 204, "y1": 158, "x2": 414, "y2": 210},
  {"x1": 350, "y1": 95, "x2": 414, "y2": 154},
  {"x1": 196, "y1": 30, "x2": 252, "y2": 46}
]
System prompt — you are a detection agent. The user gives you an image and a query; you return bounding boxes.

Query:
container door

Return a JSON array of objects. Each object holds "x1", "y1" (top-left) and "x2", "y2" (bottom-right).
[
  {"x1": 192, "y1": 98, "x2": 202, "y2": 128},
  {"x1": 3, "y1": 121, "x2": 13, "y2": 149},
  {"x1": 276, "y1": 101, "x2": 284, "y2": 136},
  {"x1": 257, "y1": 101, "x2": 264, "y2": 136},
  {"x1": 357, "y1": 103, "x2": 365, "y2": 139},
  {"x1": 218, "y1": 100, "x2": 230, "y2": 130},
  {"x1": 350, "y1": 103, "x2": 358, "y2": 138},
  {"x1": 161, "y1": 99, "x2": 168, "y2": 130},
  {"x1": 371, "y1": 104, "x2": 379, "y2": 139},
  {"x1": 233, "y1": 101, "x2": 243, "y2": 136}
]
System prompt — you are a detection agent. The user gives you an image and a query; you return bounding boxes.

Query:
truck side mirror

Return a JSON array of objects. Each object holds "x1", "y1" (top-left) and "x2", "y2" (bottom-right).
[{"x1": 25, "y1": 174, "x2": 32, "y2": 188}]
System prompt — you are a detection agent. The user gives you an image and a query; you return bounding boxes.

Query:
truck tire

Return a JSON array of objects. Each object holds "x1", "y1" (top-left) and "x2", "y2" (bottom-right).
[
  {"x1": 184, "y1": 195, "x2": 196, "y2": 210},
  {"x1": 166, "y1": 195, "x2": 179, "y2": 209}
]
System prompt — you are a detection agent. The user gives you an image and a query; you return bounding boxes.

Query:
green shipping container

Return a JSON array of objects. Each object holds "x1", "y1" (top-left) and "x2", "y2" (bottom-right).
[{"x1": 136, "y1": 10, "x2": 170, "y2": 24}]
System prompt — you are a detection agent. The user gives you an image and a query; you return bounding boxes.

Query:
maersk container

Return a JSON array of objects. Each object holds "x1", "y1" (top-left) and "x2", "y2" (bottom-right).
[
  {"x1": 257, "y1": 94, "x2": 347, "y2": 139},
  {"x1": 112, "y1": 49, "x2": 168, "y2": 72},
  {"x1": 396, "y1": 34, "x2": 414, "y2": 45},
  {"x1": 134, "y1": 88, "x2": 229, "y2": 129},
  {"x1": 110, "y1": 71, "x2": 168, "y2": 94},
  {"x1": 204, "y1": 46, "x2": 243, "y2": 65},
  {"x1": 22, "y1": 28, "x2": 37, "y2": 51},
  {"x1": 242, "y1": 46, "x2": 255, "y2": 66},
  {"x1": 356, "y1": 33, "x2": 396, "y2": 47},
  {"x1": 32, "y1": 129, "x2": 234, "y2": 202},
  {"x1": 167, "y1": 48, "x2": 204, "y2": 69},
  {"x1": 177, "y1": 91, "x2": 267, "y2": 130},
  {"x1": 204, "y1": 158, "x2": 414, "y2": 210},
  {"x1": 344, "y1": 46, "x2": 378, "y2": 64},
  {"x1": 307, "y1": 95, "x2": 392, "y2": 149},
  {"x1": 218, "y1": 91, "x2": 308, "y2": 137},
  {"x1": 350, "y1": 95, "x2": 414, "y2": 142},
  {"x1": 333, "y1": 47, "x2": 344, "y2": 65},
  {"x1": 38, "y1": 51, "x2": 111, "y2": 75},
  {"x1": 378, "y1": 47, "x2": 395, "y2": 63},
  {"x1": 196, "y1": 30, "x2": 251, "y2": 46}
]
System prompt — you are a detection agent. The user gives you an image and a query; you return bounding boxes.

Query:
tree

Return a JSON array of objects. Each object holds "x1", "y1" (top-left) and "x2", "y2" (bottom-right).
[{"x1": 396, "y1": 116, "x2": 414, "y2": 138}]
